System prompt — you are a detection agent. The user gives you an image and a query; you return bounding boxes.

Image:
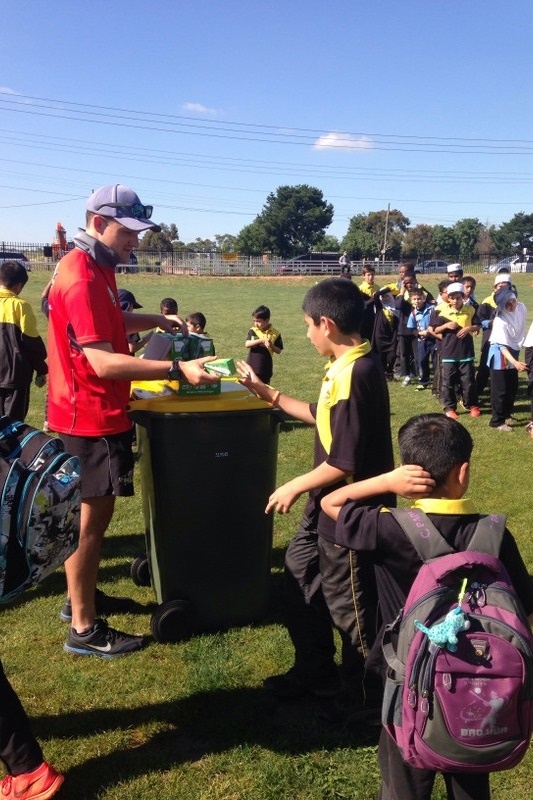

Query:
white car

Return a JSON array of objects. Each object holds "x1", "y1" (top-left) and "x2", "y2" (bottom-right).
[{"x1": 486, "y1": 255, "x2": 533, "y2": 273}]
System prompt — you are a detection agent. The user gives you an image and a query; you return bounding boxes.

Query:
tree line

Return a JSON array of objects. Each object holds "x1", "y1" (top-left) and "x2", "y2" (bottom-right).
[{"x1": 139, "y1": 185, "x2": 533, "y2": 262}]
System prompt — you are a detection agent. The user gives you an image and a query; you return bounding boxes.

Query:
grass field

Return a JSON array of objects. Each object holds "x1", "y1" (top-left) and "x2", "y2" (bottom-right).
[{"x1": 6, "y1": 271, "x2": 533, "y2": 799}]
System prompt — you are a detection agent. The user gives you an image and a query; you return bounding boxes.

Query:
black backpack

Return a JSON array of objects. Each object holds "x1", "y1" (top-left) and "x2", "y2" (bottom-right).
[{"x1": 0, "y1": 416, "x2": 81, "y2": 603}]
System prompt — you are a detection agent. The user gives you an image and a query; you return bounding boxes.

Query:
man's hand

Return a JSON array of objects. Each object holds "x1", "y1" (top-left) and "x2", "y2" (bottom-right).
[
  {"x1": 179, "y1": 357, "x2": 219, "y2": 386},
  {"x1": 159, "y1": 314, "x2": 189, "y2": 337}
]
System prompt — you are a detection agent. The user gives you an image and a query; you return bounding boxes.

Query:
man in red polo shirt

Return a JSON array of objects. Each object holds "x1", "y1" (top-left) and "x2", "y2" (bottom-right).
[{"x1": 47, "y1": 184, "x2": 218, "y2": 658}]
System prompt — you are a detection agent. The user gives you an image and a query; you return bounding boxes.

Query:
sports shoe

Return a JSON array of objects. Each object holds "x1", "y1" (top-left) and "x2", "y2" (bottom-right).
[
  {"x1": 64, "y1": 618, "x2": 146, "y2": 658},
  {"x1": 401, "y1": 376, "x2": 411, "y2": 387},
  {"x1": 445, "y1": 410, "x2": 459, "y2": 420},
  {"x1": 496, "y1": 423, "x2": 513, "y2": 432},
  {"x1": 60, "y1": 588, "x2": 136, "y2": 622},
  {"x1": 415, "y1": 383, "x2": 427, "y2": 391},
  {"x1": 469, "y1": 406, "x2": 481, "y2": 417},
  {"x1": 0, "y1": 762, "x2": 64, "y2": 800},
  {"x1": 262, "y1": 668, "x2": 341, "y2": 699}
]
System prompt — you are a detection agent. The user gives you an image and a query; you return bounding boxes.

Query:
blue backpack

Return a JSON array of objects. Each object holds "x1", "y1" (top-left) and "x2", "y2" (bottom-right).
[{"x1": 0, "y1": 416, "x2": 81, "y2": 603}]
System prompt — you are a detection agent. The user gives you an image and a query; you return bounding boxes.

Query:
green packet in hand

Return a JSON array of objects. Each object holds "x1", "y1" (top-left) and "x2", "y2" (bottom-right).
[{"x1": 204, "y1": 358, "x2": 236, "y2": 377}]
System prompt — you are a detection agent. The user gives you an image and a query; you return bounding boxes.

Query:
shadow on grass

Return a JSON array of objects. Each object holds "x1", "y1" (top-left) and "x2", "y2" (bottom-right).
[{"x1": 34, "y1": 687, "x2": 379, "y2": 799}]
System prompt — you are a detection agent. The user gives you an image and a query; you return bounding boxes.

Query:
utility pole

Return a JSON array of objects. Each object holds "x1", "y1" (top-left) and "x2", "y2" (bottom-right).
[{"x1": 382, "y1": 203, "x2": 390, "y2": 264}]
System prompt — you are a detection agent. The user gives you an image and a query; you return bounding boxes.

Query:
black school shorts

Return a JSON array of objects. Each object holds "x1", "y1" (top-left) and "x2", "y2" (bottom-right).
[{"x1": 60, "y1": 430, "x2": 135, "y2": 499}]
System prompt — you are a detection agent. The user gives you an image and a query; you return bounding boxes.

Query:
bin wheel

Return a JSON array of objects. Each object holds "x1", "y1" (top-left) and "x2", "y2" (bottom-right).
[
  {"x1": 150, "y1": 599, "x2": 196, "y2": 643},
  {"x1": 130, "y1": 555, "x2": 151, "y2": 587}
]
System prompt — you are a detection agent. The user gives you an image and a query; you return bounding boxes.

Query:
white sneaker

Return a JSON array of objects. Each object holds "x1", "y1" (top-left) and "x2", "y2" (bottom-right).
[{"x1": 401, "y1": 376, "x2": 411, "y2": 387}]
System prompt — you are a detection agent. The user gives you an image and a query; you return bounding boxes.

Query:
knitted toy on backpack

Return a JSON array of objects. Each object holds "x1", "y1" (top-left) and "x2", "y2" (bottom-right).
[{"x1": 415, "y1": 605, "x2": 470, "y2": 652}]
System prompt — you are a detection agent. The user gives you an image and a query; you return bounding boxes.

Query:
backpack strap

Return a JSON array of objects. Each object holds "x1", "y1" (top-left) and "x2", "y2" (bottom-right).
[
  {"x1": 387, "y1": 507, "x2": 455, "y2": 562},
  {"x1": 466, "y1": 513, "x2": 507, "y2": 556},
  {"x1": 387, "y1": 507, "x2": 507, "y2": 562}
]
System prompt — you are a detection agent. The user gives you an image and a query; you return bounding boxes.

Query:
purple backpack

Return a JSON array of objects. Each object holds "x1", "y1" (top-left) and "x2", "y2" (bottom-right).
[{"x1": 382, "y1": 507, "x2": 533, "y2": 773}]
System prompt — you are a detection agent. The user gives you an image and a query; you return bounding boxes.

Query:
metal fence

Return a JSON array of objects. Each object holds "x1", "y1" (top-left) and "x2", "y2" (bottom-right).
[{"x1": 0, "y1": 242, "x2": 503, "y2": 276}]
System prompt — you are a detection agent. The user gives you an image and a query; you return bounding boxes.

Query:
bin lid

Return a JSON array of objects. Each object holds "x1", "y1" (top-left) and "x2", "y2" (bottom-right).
[{"x1": 128, "y1": 379, "x2": 276, "y2": 413}]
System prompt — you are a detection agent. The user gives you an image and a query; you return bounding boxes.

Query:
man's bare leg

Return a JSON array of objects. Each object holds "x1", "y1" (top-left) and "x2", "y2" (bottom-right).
[{"x1": 65, "y1": 496, "x2": 115, "y2": 633}]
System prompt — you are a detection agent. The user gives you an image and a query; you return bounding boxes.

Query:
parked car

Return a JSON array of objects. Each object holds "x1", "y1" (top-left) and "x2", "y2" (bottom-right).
[
  {"x1": 484, "y1": 255, "x2": 533, "y2": 274},
  {"x1": 277, "y1": 252, "x2": 341, "y2": 275},
  {"x1": 0, "y1": 251, "x2": 31, "y2": 271},
  {"x1": 414, "y1": 260, "x2": 448, "y2": 274}
]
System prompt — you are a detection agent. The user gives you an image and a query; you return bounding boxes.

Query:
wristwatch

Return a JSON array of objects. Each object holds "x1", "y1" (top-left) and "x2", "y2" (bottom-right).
[{"x1": 167, "y1": 358, "x2": 183, "y2": 382}]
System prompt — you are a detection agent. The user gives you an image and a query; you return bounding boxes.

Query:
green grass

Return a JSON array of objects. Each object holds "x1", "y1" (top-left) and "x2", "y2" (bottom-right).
[{"x1": 6, "y1": 271, "x2": 533, "y2": 799}]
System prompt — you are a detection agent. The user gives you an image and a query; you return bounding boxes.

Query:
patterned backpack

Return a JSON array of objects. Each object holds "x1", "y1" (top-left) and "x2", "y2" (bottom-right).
[
  {"x1": 382, "y1": 507, "x2": 533, "y2": 773},
  {"x1": 0, "y1": 416, "x2": 81, "y2": 603}
]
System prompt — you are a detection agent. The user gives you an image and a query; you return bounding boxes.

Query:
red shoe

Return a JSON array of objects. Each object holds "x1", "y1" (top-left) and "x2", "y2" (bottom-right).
[
  {"x1": 445, "y1": 410, "x2": 459, "y2": 420},
  {"x1": 1, "y1": 762, "x2": 64, "y2": 800},
  {"x1": 469, "y1": 406, "x2": 481, "y2": 417}
]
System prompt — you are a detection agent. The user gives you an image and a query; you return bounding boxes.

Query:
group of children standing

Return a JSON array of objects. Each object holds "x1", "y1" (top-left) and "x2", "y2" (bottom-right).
[{"x1": 357, "y1": 263, "x2": 533, "y2": 435}]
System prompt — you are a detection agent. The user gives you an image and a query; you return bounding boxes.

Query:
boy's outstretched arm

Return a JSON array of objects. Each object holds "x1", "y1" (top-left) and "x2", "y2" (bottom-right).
[
  {"x1": 236, "y1": 361, "x2": 315, "y2": 424},
  {"x1": 321, "y1": 466, "x2": 435, "y2": 521},
  {"x1": 265, "y1": 461, "x2": 350, "y2": 515}
]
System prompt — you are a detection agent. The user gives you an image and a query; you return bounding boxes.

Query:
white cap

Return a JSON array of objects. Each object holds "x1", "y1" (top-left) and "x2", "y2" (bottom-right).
[
  {"x1": 447, "y1": 263, "x2": 462, "y2": 274},
  {"x1": 447, "y1": 282, "x2": 465, "y2": 295},
  {"x1": 494, "y1": 272, "x2": 511, "y2": 285}
]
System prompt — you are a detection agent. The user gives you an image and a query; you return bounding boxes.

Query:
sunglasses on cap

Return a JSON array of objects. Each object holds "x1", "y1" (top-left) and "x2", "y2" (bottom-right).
[{"x1": 95, "y1": 202, "x2": 154, "y2": 220}]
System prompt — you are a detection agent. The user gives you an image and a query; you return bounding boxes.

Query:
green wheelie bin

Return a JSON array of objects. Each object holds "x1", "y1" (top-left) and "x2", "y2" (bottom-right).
[{"x1": 129, "y1": 382, "x2": 280, "y2": 643}]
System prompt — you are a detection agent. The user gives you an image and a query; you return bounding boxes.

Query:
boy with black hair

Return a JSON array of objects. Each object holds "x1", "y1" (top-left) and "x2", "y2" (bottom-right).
[
  {"x1": 186, "y1": 312, "x2": 207, "y2": 335},
  {"x1": 431, "y1": 283, "x2": 481, "y2": 418},
  {"x1": 0, "y1": 261, "x2": 47, "y2": 421},
  {"x1": 322, "y1": 413, "x2": 533, "y2": 800},
  {"x1": 245, "y1": 304, "x2": 283, "y2": 384},
  {"x1": 237, "y1": 278, "x2": 394, "y2": 711},
  {"x1": 462, "y1": 275, "x2": 478, "y2": 309}
]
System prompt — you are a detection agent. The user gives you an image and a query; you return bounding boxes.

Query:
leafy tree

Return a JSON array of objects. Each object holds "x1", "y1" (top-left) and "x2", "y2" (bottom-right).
[
  {"x1": 235, "y1": 221, "x2": 268, "y2": 256},
  {"x1": 214, "y1": 234, "x2": 239, "y2": 252},
  {"x1": 432, "y1": 225, "x2": 458, "y2": 258},
  {"x1": 401, "y1": 224, "x2": 435, "y2": 259},
  {"x1": 251, "y1": 185, "x2": 334, "y2": 257},
  {"x1": 139, "y1": 228, "x2": 174, "y2": 252},
  {"x1": 492, "y1": 212, "x2": 533, "y2": 256},
  {"x1": 475, "y1": 226, "x2": 497, "y2": 259},
  {"x1": 187, "y1": 237, "x2": 216, "y2": 252},
  {"x1": 313, "y1": 234, "x2": 341, "y2": 252},
  {"x1": 452, "y1": 218, "x2": 483, "y2": 262},
  {"x1": 341, "y1": 209, "x2": 409, "y2": 260}
]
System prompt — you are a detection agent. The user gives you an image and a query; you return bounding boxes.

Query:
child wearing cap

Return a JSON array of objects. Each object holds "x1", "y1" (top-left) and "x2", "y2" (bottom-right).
[
  {"x1": 487, "y1": 288, "x2": 528, "y2": 431},
  {"x1": 118, "y1": 289, "x2": 152, "y2": 355},
  {"x1": 431, "y1": 282, "x2": 481, "y2": 419}
]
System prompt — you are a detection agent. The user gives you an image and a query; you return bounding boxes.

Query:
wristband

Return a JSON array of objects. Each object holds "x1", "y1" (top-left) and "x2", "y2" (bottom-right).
[
  {"x1": 167, "y1": 358, "x2": 183, "y2": 382},
  {"x1": 270, "y1": 390, "x2": 281, "y2": 406}
]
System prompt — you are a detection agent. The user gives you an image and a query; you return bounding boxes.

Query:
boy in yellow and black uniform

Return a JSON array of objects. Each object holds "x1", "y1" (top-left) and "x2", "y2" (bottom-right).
[
  {"x1": 431, "y1": 282, "x2": 480, "y2": 419},
  {"x1": 0, "y1": 260, "x2": 47, "y2": 421},
  {"x1": 237, "y1": 279, "x2": 394, "y2": 714},
  {"x1": 322, "y1": 413, "x2": 533, "y2": 800},
  {"x1": 245, "y1": 304, "x2": 283, "y2": 384}
]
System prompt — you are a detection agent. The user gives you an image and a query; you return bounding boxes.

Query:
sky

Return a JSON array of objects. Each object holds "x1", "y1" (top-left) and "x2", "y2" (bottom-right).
[{"x1": 2, "y1": 0, "x2": 533, "y2": 248}]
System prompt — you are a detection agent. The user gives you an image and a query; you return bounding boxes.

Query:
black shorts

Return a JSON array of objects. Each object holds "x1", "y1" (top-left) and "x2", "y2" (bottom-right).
[{"x1": 60, "y1": 430, "x2": 134, "y2": 499}]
